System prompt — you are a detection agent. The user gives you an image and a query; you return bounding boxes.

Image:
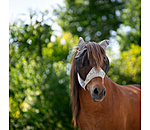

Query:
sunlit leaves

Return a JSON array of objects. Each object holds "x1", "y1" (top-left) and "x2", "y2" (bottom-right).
[
  {"x1": 108, "y1": 44, "x2": 141, "y2": 85},
  {"x1": 9, "y1": 13, "x2": 53, "y2": 57},
  {"x1": 116, "y1": 0, "x2": 141, "y2": 51},
  {"x1": 54, "y1": 0, "x2": 125, "y2": 42},
  {"x1": 9, "y1": 13, "x2": 75, "y2": 129},
  {"x1": 43, "y1": 32, "x2": 78, "y2": 62},
  {"x1": 122, "y1": 0, "x2": 141, "y2": 29}
]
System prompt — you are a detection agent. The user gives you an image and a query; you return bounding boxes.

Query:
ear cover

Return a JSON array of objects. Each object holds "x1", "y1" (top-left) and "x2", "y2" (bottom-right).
[
  {"x1": 78, "y1": 37, "x2": 86, "y2": 51},
  {"x1": 100, "y1": 40, "x2": 109, "y2": 50},
  {"x1": 75, "y1": 37, "x2": 87, "y2": 58}
]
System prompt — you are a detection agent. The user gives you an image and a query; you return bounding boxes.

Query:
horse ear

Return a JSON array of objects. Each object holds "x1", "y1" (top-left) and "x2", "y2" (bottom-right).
[
  {"x1": 100, "y1": 40, "x2": 109, "y2": 49},
  {"x1": 78, "y1": 37, "x2": 86, "y2": 51}
]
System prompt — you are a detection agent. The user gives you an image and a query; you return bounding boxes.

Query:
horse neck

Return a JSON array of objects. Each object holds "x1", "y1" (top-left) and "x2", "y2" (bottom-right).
[{"x1": 79, "y1": 76, "x2": 124, "y2": 112}]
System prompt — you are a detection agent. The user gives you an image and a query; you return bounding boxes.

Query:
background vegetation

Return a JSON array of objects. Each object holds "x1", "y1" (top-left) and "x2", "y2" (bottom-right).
[{"x1": 9, "y1": 0, "x2": 141, "y2": 129}]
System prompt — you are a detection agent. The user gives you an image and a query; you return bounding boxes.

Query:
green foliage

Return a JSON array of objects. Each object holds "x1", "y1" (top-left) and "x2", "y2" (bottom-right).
[
  {"x1": 107, "y1": 0, "x2": 141, "y2": 84},
  {"x1": 108, "y1": 44, "x2": 141, "y2": 85},
  {"x1": 116, "y1": 0, "x2": 141, "y2": 51},
  {"x1": 9, "y1": 11, "x2": 78, "y2": 129},
  {"x1": 116, "y1": 26, "x2": 141, "y2": 51},
  {"x1": 54, "y1": 0, "x2": 125, "y2": 42},
  {"x1": 9, "y1": 14, "x2": 52, "y2": 57},
  {"x1": 122, "y1": 0, "x2": 141, "y2": 29}
]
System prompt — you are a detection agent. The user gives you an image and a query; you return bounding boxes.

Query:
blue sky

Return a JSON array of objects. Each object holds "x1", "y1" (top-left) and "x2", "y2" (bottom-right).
[
  {"x1": 9, "y1": 0, "x2": 64, "y2": 29},
  {"x1": 9, "y1": 0, "x2": 65, "y2": 37},
  {"x1": 9, "y1": 0, "x2": 64, "y2": 19}
]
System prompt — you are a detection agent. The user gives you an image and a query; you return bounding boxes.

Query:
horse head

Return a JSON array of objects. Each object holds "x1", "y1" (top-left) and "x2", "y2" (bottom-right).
[
  {"x1": 71, "y1": 37, "x2": 141, "y2": 129},
  {"x1": 75, "y1": 37, "x2": 109, "y2": 102}
]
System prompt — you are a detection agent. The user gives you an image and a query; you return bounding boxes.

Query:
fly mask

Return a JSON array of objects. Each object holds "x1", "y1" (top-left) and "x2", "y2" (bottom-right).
[{"x1": 75, "y1": 37, "x2": 109, "y2": 90}]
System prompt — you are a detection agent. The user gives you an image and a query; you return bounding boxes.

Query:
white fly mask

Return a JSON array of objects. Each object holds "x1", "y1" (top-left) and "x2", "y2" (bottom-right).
[{"x1": 75, "y1": 37, "x2": 109, "y2": 90}]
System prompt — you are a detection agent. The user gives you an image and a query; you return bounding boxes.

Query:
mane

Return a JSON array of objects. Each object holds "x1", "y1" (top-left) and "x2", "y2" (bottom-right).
[
  {"x1": 70, "y1": 42, "x2": 108, "y2": 129},
  {"x1": 87, "y1": 42, "x2": 108, "y2": 70}
]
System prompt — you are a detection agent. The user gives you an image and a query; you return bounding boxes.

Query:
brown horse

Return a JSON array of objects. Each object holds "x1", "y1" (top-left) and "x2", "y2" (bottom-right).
[{"x1": 70, "y1": 37, "x2": 141, "y2": 130}]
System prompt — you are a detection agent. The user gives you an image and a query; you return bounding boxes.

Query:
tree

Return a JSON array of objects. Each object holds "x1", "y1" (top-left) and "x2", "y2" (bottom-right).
[
  {"x1": 9, "y1": 10, "x2": 52, "y2": 57},
  {"x1": 54, "y1": 0, "x2": 125, "y2": 42},
  {"x1": 116, "y1": 0, "x2": 141, "y2": 51},
  {"x1": 9, "y1": 10, "x2": 78, "y2": 129},
  {"x1": 107, "y1": 44, "x2": 141, "y2": 85},
  {"x1": 107, "y1": 0, "x2": 141, "y2": 84}
]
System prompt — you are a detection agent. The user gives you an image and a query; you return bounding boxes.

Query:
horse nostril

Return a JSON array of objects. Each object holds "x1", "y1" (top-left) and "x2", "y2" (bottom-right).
[
  {"x1": 94, "y1": 87, "x2": 99, "y2": 95},
  {"x1": 103, "y1": 89, "x2": 106, "y2": 96}
]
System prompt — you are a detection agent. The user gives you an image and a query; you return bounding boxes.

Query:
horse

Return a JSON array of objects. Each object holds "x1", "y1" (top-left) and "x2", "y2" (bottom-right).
[{"x1": 70, "y1": 37, "x2": 141, "y2": 130}]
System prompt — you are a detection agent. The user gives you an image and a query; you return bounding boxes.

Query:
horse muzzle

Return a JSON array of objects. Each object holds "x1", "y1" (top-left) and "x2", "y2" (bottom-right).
[{"x1": 90, "y1": 86, "x2": 106, "y2": 102}]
